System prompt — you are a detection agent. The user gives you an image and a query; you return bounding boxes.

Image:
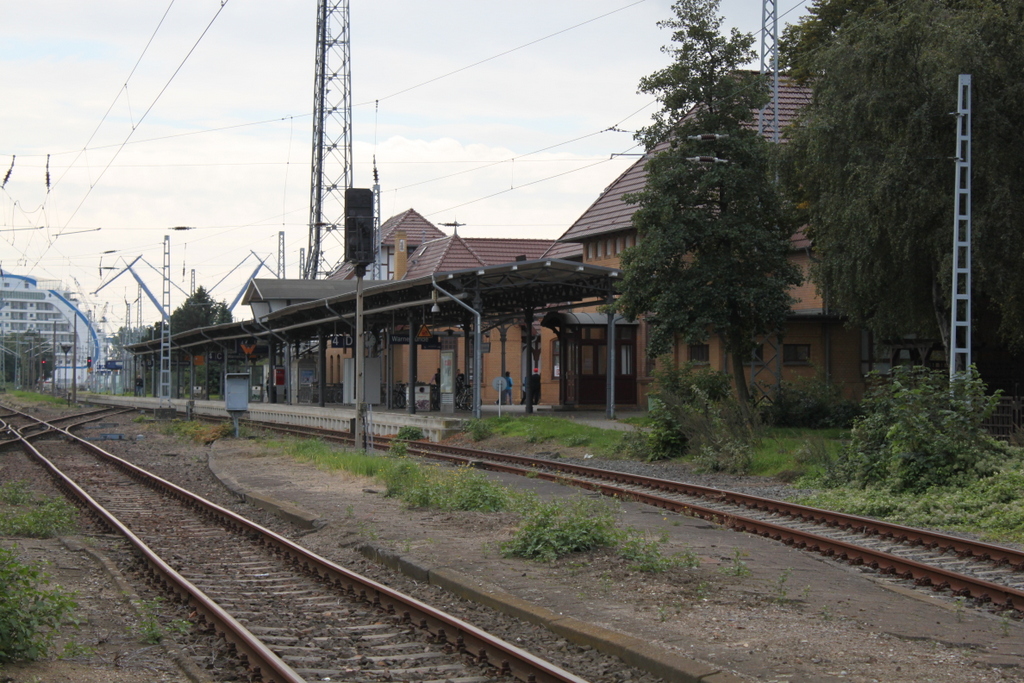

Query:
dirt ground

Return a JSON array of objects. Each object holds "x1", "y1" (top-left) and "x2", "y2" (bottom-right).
[{"x1": 2, "y1": 401, "x2": 1024, "y2": 683}]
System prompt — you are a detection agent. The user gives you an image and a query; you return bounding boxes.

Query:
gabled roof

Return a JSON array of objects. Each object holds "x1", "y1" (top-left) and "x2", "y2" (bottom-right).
[
  {"x1": 405, "y1": 235, "x2": 484, "y2": 280},
  {"x1": 559, "y1": 76, "x2": 811, "y2": 244},
  {"x1": 379, "y1": 209, "x2": 446, "y2": 246},
  {"x1": 403, "y1": 236, "x2": 580, "y2": 280}
]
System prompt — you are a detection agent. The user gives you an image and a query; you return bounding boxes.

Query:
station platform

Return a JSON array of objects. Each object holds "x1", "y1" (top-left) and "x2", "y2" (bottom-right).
[{"x1": 83, "y1": 394, "x2": 647, "y2": 442}]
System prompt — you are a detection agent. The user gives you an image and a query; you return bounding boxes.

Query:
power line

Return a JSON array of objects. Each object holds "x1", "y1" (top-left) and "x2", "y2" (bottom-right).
[
  {"x1": 29, "y1": 1, "x2": 233, "y2": 273},
  {"x1": 50, "y1": 1, "x2": 178, "y2": 195},
  {"x1": 356, "y1": 0, "x2": 650, "y2": 107}
]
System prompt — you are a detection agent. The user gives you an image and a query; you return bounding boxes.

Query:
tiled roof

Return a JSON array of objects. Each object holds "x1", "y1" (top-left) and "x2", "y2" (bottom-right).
[
  {"x1": 559, "y1": 76, "x2": 811, "y2": 244},
  {"x1": 403, "y1": 236, "x2": 578, "y2": 280},
  {"x1": 404, "y1": 235, "x2": 485, "y2": 280},
  {"x1": 328, "y1": 209, "x2": 449, "y2": 280},
  {"x1": 379, "y1": 209, "x2": 446, "y2": 246},
  {"x1": 541, "y1": 241, "x2": 583, "y2": 260}
]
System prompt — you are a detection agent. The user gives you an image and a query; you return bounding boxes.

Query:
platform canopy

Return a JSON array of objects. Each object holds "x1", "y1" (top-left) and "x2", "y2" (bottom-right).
[{"x1": 127, "y1": 259, "x2": 621, "y2": 353}]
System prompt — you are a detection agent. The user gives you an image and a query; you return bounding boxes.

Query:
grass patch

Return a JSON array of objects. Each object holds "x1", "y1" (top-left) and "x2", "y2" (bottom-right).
[
  {"x1": 481, "y1": 415, "x2": 629, "y2": 456},
  {"x1": 267, "y1": 438, "x2": 392, "y2": 478},
  {"x1": 7, "y1": 390, "x2": 68, "y2": 407},
  {"x1": 792, "y1": 466, "x2": 1024, "y2": 545},
  {"x1": 750, "y1": 427, "x2": 848, "y2": 477},
  {"x1": 381, "y1": 461, "x2": 528, "y2": 512},
  {"x1": 0, "y1": 483, "x2": 78, "y2": 538}
]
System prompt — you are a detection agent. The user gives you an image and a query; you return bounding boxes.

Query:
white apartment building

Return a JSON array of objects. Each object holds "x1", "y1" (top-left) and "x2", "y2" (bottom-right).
[{"x1": 0, "y1": 273, "x2": 100, "y2": 389}]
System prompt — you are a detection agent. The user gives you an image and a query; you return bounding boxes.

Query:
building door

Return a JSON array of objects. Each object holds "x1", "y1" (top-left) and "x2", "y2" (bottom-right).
[{"x1": 577, "y1": 326, "x2": 636, "y2": 405}]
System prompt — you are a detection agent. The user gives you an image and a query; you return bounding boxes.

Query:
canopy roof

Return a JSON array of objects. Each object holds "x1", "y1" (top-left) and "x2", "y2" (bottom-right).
[{"x1": 127, "y1": 259, "x2": 620, "y2": 354}]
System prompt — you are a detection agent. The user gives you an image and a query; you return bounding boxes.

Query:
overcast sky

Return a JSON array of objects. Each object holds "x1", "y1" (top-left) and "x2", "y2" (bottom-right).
[{"x1": 1, "y1": 0, "x2": 811, "y2": 332}]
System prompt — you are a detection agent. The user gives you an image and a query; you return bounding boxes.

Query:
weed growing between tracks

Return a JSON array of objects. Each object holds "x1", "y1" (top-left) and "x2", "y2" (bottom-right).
[
  {"x1": 0, "y1": 482, "x2": 77, "y2": 537},
  {"x1": 0, "y1": 546, "x2": 81, "y2": 664}
]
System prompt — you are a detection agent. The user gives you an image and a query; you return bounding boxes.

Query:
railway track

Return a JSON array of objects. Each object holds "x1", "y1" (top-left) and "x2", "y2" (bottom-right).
[
  {"x1": 209, "y1": 415, "x2": 1024, "y2": 614},
  {"x1": 2, "y1": 407, "x2": 591, "y2": 683}
]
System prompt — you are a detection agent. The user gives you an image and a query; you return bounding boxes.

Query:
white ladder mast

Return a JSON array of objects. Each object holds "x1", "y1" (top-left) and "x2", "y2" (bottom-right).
[{"x1": 949, "y1": 75, "x2": 972, "y2": 377}]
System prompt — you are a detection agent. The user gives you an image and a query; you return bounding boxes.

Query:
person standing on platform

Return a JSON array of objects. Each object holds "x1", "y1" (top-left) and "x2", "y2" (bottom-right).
[{"x1": 501, "y1": 371, "x2": 513, "y2": 404}]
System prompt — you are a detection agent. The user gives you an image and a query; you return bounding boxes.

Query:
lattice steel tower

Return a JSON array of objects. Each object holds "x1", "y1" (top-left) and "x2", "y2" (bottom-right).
[
  {"x1": 758, "y1": 0, "x2": 780, "y2": 143},
  {"x1": 305, "y1": 0, "x2": 353, "y2": 279}
]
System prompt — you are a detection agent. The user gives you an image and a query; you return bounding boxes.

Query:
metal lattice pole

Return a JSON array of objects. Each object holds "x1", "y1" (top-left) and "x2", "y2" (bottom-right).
[
  {"x1": 160, "y1": 235, "x2": 172, "y2": 407},
  {"x1": 278, "y1": 231, "x2": 286, "y2": 278},
  {"x1": 758, "y1": 0, "x2": 779, "y2": 143},
  {"x1": 950, "y1": 75, "x2": 972, "y2": 377},
  {"x1": 306, "y1": 0, "x2": 353, "y2": 279}
]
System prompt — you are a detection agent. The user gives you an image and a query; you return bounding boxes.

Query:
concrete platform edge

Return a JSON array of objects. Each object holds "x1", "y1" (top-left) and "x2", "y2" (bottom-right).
[
  {"x1": 357, "y1": 542, "x2": 740, "y2": 683},
  {"x1": 207, "y1": 451, "x2": 324, "y2": 530}
]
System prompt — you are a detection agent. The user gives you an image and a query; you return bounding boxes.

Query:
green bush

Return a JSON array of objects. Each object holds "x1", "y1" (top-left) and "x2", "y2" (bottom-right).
[
  {"x1": 396, "y1": 426, "x2": 424, "y2": 441},
  {"x1": 0, "y1": 545, "x2": 80, "y2": 664},
  {"x1": 838, "y1": 366, "x2": 1010, "y2": 492},
  {"x1": 464, "y1": 418, "x2": 492, "y2": 441},
  {"x1": 644, "y1": 362, "x2": 757, "y2": 467},
  {"x1": 0, "y1": 481, "x2": 35, "y2": 506},
  {"x1": 0, "y1": 499, "x2": 78, "y2": 538},
  {"x1": 761, "y1": 373, "x2": 860, "y2": 429},
  {"x1": 500, "y1": 497, "x2": 620, "y2": 562}
]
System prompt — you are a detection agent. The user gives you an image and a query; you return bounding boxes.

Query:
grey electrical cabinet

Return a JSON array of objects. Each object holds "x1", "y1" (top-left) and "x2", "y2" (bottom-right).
[{"x1": 224, "y1": 373, "x2": 250, "y2": 412}]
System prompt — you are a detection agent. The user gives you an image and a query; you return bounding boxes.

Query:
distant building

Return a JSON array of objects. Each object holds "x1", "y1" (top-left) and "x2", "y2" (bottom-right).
[{"x1": 0, "y1": 273, "x2": 99, "y2": 388}]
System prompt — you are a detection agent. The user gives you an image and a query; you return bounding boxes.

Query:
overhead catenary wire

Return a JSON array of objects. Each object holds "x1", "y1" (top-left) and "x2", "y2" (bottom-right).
[{"x1": 27, "y1": 0, "x2": 233, "y2": 274}]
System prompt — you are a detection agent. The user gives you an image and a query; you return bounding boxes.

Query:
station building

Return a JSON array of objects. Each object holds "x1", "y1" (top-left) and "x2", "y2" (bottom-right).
[{"x1": 126, "y1": 77, "x2": 972, "y2": 417}]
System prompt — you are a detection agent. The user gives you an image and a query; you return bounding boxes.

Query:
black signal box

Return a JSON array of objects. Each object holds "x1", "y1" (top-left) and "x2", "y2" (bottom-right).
[{"x1": 344, "y1": 188, "x2": 375, "y2": 267}]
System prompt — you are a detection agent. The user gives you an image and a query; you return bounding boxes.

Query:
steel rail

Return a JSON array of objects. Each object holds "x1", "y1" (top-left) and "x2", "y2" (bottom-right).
[
  {"x1": 404, "y1": 439, "x2": 1024, "y2": 571},
  {"x1": 9, "y1": 427, "x2": 307, "y2": 683},
  {"x1": 11, "y1": 409, "x2": 591, "y2": 683},
  {"x1": 199, "y1": 414, "x2": 1024, "y2": 578},
  {"x1": 405, "y1": 444, "x2": 1024, "y2": 608}
]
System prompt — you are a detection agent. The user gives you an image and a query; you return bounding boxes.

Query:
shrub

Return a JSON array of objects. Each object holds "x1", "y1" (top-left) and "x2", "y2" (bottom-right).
[
  {"x1": 0, "y1": 499, "x2": 78, "y2": 538},
  {"x1": 761, "y1": 373, "x2": 860, "y2": 429},
  {"x1": 500, "y1": 497, "x2": 620, "y2": 562},
  {"x1": 643, "y1": 362, "x2": 756, "y2": 463},
  {"x1": 0, "y1": 545, "x2": 80, "y2": 664},
  {"x1": 840, "y1": 366, "x2": 1009, "y2": 492},
  {"x1": 464, "y1": 418, "x2": 492, "y2": 441},
  {"x1": 692, "y1": 435, "x2": 753, "y2": 474},
  {"x1": 396, "y1": 426, "x2": 424, "y2": 441},
  {"x1": 0, "y1": 481, "x2": 35, "y2": 506}
]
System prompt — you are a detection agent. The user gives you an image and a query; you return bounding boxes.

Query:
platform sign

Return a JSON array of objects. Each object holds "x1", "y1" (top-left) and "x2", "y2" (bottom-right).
[
  {"x1": 331, "y1": 334, "x2": 354, "y2": 349},
  {"x1": 389, "y1": 333, "x2": 440, "y2": 349},
  {"x1": 104, "y1": 360, "x2": 124, "y2": 370}
]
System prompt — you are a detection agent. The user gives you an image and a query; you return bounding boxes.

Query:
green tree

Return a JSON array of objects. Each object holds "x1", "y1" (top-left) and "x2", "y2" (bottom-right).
[
  {"x1": 782, "y1": 0, "x2": 1024, "y2": 352},
  {"x1": 616, "y1": 0, "x2": 802, "y2": 406},
  {"x1": 169, "y1": 286, "x2": 231, "y2": 334}
]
